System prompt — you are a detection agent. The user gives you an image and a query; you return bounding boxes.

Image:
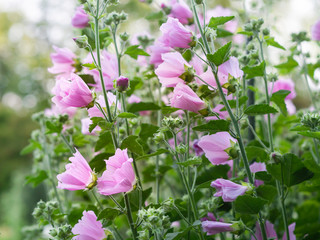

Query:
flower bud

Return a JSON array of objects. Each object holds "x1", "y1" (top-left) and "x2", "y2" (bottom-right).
[
  {"x1": 120, "y1": 32, "x2": 129, "y2": 42},
  {"x1": 73, "y1": 36, "x2": 89, "y2": 48},
  {"x1": 194, "y1": 0, "x2": 203, "y2": 4},
  {"x1": 271, "y1": 152, "x2": 283, "y2": 163},
  {"x1": 116, "y1": 76, "x2": 129, "y2": 92},
  {"x1": 262, "y1": 28, "x2": 270, "y2": 36},
  {"x1": 176, "y1": 144, "x2": 187, "y2": 154}
]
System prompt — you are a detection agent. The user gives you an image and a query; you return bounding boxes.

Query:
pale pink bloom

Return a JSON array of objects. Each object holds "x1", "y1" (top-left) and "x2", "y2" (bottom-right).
[
  {"x1": 311, "y1": 19, "x2": 320, "y2": 41},
  {"x1": 171, "y1": 221, "x2": 181, "y2": 228},
  {"x1": 88, "y1": 93, "x2": 120, "y2": 118},
  {"x1": 159, "y1": 17, "x2": 193, "y2": 49},
  {"x1": 155, "y1": 52, "x2": 190, "y2": 87},
  {"x1": 211, "y1": 178, "x2": 247, "y2": 202},
  {"x1": 128, "y1": 94, "x2": 141, "y2": 104},
  {"x1": 167, "y1": 0, "x2": 193, "y2": 25},
  {"x1": 202, "y1": 220, "x2": 233, "y2": 235},
  {"x1": 97, "y1": 149, "x2": 136, "y2": 195},
  {"x1": 71, "y1": 6, "x2": 89, "y2": 29},
  {"x1": 205, "y1": 6, "x2": 237, "y2": 33},
  {"x1": 149, "y1": 41, "x2": 172, "y2": 68},
  {"x1": 190, "y1": 55, "x2": 204, "y2": 75},
  {"x1": 52, "y1": 73, "x2": 93, "y2": 109},
  {"x1": 252, "y1": 221, "x2": 277, "y2": 240},
  {"x1": 193, "y1": 139, "x2": 204, "y2": 156},
  {"x1": 250, "y1": 162, "x2": 266, "y2": 187},
  {"x1": 48, "y1": 46, "x2": 76, "y2": 76},
  {"x1": 81, "y1": 118, "x2": 101, "y2": 135},
  {"x1": 283, "y1": 223, "x2": 296, "y2": 240},
  {"x1": 83, "y1": 50, "x2": 118, "y2": 91},
  {"x1": 44, "y1": 104, "x2": 77, "y2": 118},
  {"x1": 72, "y1": 211, "x2": 106, "y2": 240},
  {"x1": 170, "y1": 83, "x2": 205, "y2": 113},
  {"x1": 198, "y1": 132, "x2": 237, "y2": 165},
  {"x1": 57, "y1": 149, "x2": 95, "y2": 191},
  {"x1": 286, "y1": 100, "x2": 296, "y2": 115},
  {"x1": 270, "y1": 78, "x2": 296, "y2": 100}
]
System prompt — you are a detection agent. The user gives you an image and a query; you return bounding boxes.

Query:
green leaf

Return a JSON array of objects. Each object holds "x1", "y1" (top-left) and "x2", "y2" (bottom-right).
[
  {"x1": 237, "y1": 31, "x2": 253, "y2": 36},
  {"x1": 307, "y1": 62, "x2": 320, "y2": 80},
  {"x1": 303, "y1": 152, "x2": 320, "y2": 174},
  {"x1": 125, "y1": 187, "x2": 152, "y2": 212},
  {"x1": 117, "y1": 112, "x2": 138, "y2": 119},
  {"x1": 98, "y1": 208, "x2": 122, "y2": 220},
  {"x1": 242, "y1": 61, "x2": 265, "y2": 79},
  {"x1": 25, "y1": 170, "x2": 48, "y2": 187},
  {"x1": 295, "y1": 200, "x2": 320, "y2": 236},
  {"x1": 161, "y1": 106, "x2": 180, "y2": 114},
  {"x1": 45, "y1": 121, "x2": 62, "y2": 134},
  {"x1": 82, "y1": 63, "x2": 97, "y2": 70},
  {"x1": 89, "y1": 117, "x2": 104, "y2": 133},
  {"x1": 78, "y1": 74, "x2": 96, "y2": 84},
  {"x1": 182, "y1": 49, "x2": 192, "y2": 62},
  {"x1": 290, "y1": 124, "x2": 310, "y2": 132},
  {"x1": 177, "y1": 158, "x2": 202, "y2": 167},
  {"x1": 244, "y1": 104, "x2": 278, "y2": 116},
  {"x1": 95, "y1": 131, "x2": 115, "y2": 152},
  {"x1": 298, "y1": 131, "x2": 320, "y2": 140},
  {"x1": 193, "y1": 120, "x2": 230, "y2": 133},
  {"x1": 245, "y1": 146, "x2": 269, "y2": 162},
  {"x1": 136, "y1": 149, "x2": 169, "y2": 161},
  {"x1": 208, "y1": 16, "x2": 235, "y2": 28},
  {"x1": 139, "y1": 123, "x2": 159, "y2": 141},
  {"x1": 219, "y1": 96, "x2": 248, "y2": 110},
  {"x1": 216, "y1": 28, "x2": 233, "y2": 38},
  {"x1": 124, "y1": 45, "x2": 149, "y2": 60},
  {"x1": 120, "y1": 135, "x2": 144, "y2": 156},
  {"x1": 266, "y1": 153, "x2": 314, "y2": 187},
  {"x1": 196, "y1": 164, "x2": 230, "y2": 185},
  {"x1": 270, "y1": 90, "x2": 291, "y2": 116},
  {"x1": 256, "y1": 185, "x2": 277, "y2": 203},
  {"x1": 234, "y1": 195, "x2": 268, "y2": 214},
  {"x1": 128, "y1": 102, "x2": 161, "y2": 113},
  {"x1": 207, "y1": 41, "x2": 232, "y2": 66},
  {"x1": 20, "y1": 140, "x2": 42, "y2": 155},
  {"x1": 265, "y1": 37, "x2": 286, "y2": 50},
  {"x1": 255, "y1": 171, "x2": 273, "y2": 183},
  {"x1": 275, "y1": 57, "x2": 299, "y2": 73}
]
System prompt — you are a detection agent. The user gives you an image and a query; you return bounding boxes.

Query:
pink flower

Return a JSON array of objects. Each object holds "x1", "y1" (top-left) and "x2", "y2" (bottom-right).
[
  {"x1": 57, "y1": 149, "x2": 96, "y2": 191},
  {"x1": 250, "y1": 162, "x2": 266, "y2": 187},
  {"x1": 128, "y1": 94, "x2": 142, "y2": 104},
  {"x1": 170, "y1": 83, "x2": 205, "y2": 113},
  {"x1": 252, "y1": 221, "x2": 277, "y2": 240},
  {"x1": 149, "y1": 41, "x2": 172, "y2": 68},
  {"x1": 202, "y1": 220, "x2": 233, "y2": 235},
  {"x1": 311, "y1": 19, "x2": 320, "y2": 41},
  {"x1": 198, "y1": 132, "x2": 237, "y2": 165},
  {"x1": 167, "y1": 0, "x2": 193, "y2": 25},
  {"x1": 81, "y1": 118, "x2": 101, "y2": 135},
  {"x1": 155, "y1": 52, "x2": 190, "y2": 87},
  {"x1": 71, "y1": 6, "x2": 90, "y2": 29},
  {"x1": 83, "y1": 50, "x2": 118, "y2": 91},
  {"x1": 116, "y1": 76, "x2": 129, "y2": 92},
  {"x1": 205, "y1": 6, "x2": 237, "y2": 33},
  {"x1": 48, "y1": 46, "x2": 76, "y2": 76},
  {"x1": 44, "y1": 104, "x2": 77, "y2": 118},
  {"x1": 97, "y1": 149, "x2": 136, "y2": 195},
  {"x1": 270, "y1": 78, "x2": 296, "y2": 100},
  {"x1": 52, "y1": 73, "x2": 93, "y2": 109},
  {"x1": 283, "y1": 223, "x2": 296, "y2": 240},
  {"x1": 211, "y1": 178, "x2": 247, "y2": 202},
  {"x1": 159, "y1": 17, "x2": 193, "y2": 49},
  {"x1": 193, "y1": 139, "x2": 204, "y2": 156},
  {"x1": 88, "y1": 93, "x2": 120, "y2": 118},
  {"x1": 72, "y1": 211, "x2": 106, "y2": 240},
  {"x1": 286, "y1": 100, "x2": 296, "y2": 115}
]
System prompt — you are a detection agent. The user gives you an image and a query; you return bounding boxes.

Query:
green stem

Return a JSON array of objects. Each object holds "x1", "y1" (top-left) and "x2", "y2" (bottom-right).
[
  {"x1": 91, "y1": 190, "x2": 103, "y2": 211},
  {"x1": 156, "y1": 83, "x2": 162, "y2": 204},
  {"x1": 109, "y1": 195, "x2": 126, "y2": 213},
  {"x1": 61, "y1": 134, "x2": 75, "y2": 154},
  {"x1": 313, "y1": 138, "x2": 320, "y2": 163},
  {"x1": 124, "y1": 193, "x2": 138, "y2": 240}
]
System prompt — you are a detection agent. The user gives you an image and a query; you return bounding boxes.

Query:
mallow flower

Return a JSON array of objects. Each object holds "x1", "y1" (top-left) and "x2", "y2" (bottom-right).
[
  {"x1": 249, "y1": 162, "x2": 266, "y2": 187},
  {"x1": 52, "y1": 73, "x2": 93, "y2": 109},
  {"x1": 97, "y1": 148, "x2": 136, "y2": 195},
  {"x1": 202, "y1": 221, "x2": 233, "y2": 235},
  {"x1": 149, "y1": 40, "x2": 172, "y2": 68},
  {"x1": 270, "y1": 78, "x2": 296, "y2": 100},
  {"x1": 252, "y1": 221, "x2": 296, "y2": 240},
  {"x1": 81, "y1": 118, "x2": 101, "y2": 135},
  {"x1": 198, "y1": 132, "x2": 237, "y2": 165},
  {"x1": 311, "y1": 19, "x2": 320, "y2": 41},
  {"x1": 57, "y1": 149, "x2": 97, "y2": 191},
  {"x1": 88, "y1": 93, "x2": 120, "y2": 118},
  {"x1": 72, "y1": 211, "x2": 106, "y2": 240},
  {"x1": 170, "y1": 83, "x2": 205, "y2": 113},
  {"x1": 167, "y1": 0, "x2": 193, "y2": 25},
  {"x1": 211, "y1": 178, "x2": 247, "y2": 202},
  {"x1": 155, "y1": 52, "x2": 191, "y2": 87},
  {"x1": 71, "y1": 6, "x2": 90, "y2": 29},
  {"x1": 48, "y1": 46, "x2": 76, "y2": 76},
  {"x1": 159, "y1": 17, "x2": 194, "y2": 49}
]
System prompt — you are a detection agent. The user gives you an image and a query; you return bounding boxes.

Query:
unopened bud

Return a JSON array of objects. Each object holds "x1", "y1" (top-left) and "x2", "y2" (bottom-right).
[
  {"x1": 73, "y1": 35, "x2": 89, "y2": 48},
  {"x1": 116, "y1": 76, "x2": 129, "y2": 92}
]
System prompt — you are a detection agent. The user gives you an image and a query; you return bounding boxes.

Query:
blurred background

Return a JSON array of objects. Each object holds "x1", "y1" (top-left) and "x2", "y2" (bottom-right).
[{"x1": 0, "y1": 0, "x2": 319, "y2": 239}]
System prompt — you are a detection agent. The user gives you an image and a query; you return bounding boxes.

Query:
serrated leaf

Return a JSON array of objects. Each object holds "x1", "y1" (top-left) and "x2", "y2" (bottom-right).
[
  {"x1": 265, "y1": 37, "x2": 286, "y2": 50},
  {"x1": 124, "y1": 45, "x2": 149, "y2": 60},
  {"x1": 193, "y1": 120, "x2": 230, "y2": 133},
  {"x1": 290, "y1": 124, "x2": 310, "y2": 131},
  {"x1": 275, "y1": 57, "x2": 299, "y2": 73},
  {"x1": 270, "y1": 90, "x2": 291, "y2": 116},
  {"x1": 208, "y1": 16, "x2": 235, "y2": 28},
  {"x1": 139, "y1": 123, "x2": 159, "y2": 141},
  {"x1": 120, "y1": 135, "x2": 144, "y2": 156},
  {"x1": 25, "y1": 170, "x2": 48, "y2": 187},
  {"x1": 20, "y1": 140, "x2": 42, "y2": 155},
  {"x1": 207, "y1": 41, "x2": 232, "y2": 66},
  {"x1": 244, "y1": 104, "x2": 278, "y2": 116},
  {"x1": 216, "y1": 28, "x2": 233, "y2": 38},
  {"x1": 117, "y1": 112, "x2": 138, "y2": 119},
  {"x1": 177, "y1": 158, "x2": 202, "y2": 167},
  {"x1": 95, "y1": 131, "x2": 115, "y2": 152},
  {"x1": 234, "y1": 195, "x2": 268, "y2": 214},
  {"x1": 136, "y1": 149, "x2": 169, "y2": 161},
  {"x1": 128, "y1": 102, "x2": 161, "y2": 112},
  {"x1": 78, "y1": 74, "x2": 96, "y2": 84},
  {"x1": 242, "y1": 61, "x2": 265, "y2": 79},
  {"x1": 161, "y1": 106, "x2": 180, "y2": 114},
  {"x1": 89, "y1": 117, "x2": 104, "y2": 133},
  {"x1": 98, "y1": 208, "x2": 122, "y2": 220},
  {"x1": 256, "y1": 185, "x2": 277, "y2": 203},
  {"x1": 245, "y1": 146, "x2": 269, "y2": 162},
  {"x1": 45, "y1": 121, "x2": 63, "y2": 134}
]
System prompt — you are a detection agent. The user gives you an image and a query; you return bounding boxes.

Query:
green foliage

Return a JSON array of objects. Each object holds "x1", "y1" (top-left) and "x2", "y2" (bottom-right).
[
  {"x1": 234, "y1": 195, "x2": 268, "y2": 214},
  {"x1": 207, "y1": 42, "x2": 232, "y2": 66},
  {"x1": 244, "y1": 104, "x2": 278, "y2": 116},
  {"x1": 208, "y1": 16, "x2": 235, "y2": 28},
  {"x1": 242, "y1": 61, "x2": 265, "y2": 78},
  {"x1": 270, "y1": 90, "x2": 291, "y2": 116},
  {"x1": 128, "y1": 102, "x2": 161, "y2": 112},
  {"x1": 124, "y1": 45, "x2": 149, "y2": 60},
  {"x1": 193, "y1": 120, "x2": 231, "y2": 133}
]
